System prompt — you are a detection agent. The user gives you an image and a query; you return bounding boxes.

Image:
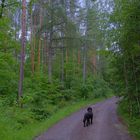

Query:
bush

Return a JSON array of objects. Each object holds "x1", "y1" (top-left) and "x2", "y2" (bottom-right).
[{"x1": 0, "y1": 53, "x2": 18, "y2": 97}]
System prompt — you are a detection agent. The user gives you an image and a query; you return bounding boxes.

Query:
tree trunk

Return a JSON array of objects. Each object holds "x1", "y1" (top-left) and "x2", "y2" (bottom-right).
[
  {"x1": 92, "y1": 50, "x2": 96, "y2": 74},
  {"x1": 123, "y1": 59, "x2": 132, "y2": 116},
  {"x1": 48, "y1": 31, "x2": 53, "y2": 83},
  {"x1": 123, "y1": 59, "x2": 128, "y2": 94},
  {"x1": 43, "y1": 33, "x2": 47, "y2": 73},
  {"x1": 37, "y1": 8, "x2": 43, "y2": 73},
  {"x1": 18, "y1": 0, "x2": 26, "y2": 104},
  {"x1": 61, "y1": 47, "x2": 64, "y2": 84},
  {"x1": 78, "y1": 49, "x2": 81, "y2": 65},
  {"x1": 48, "y1": 44, "x2": 52, "y2": 83},
  {"x1": 66, "y1": 48, "x2": 68, "y2": 63},
  {"x1": 37, "y1": 39, "x2": 41, "y2": 72},
  {"x1": 83, "y1": 46, "x2": 87, "y2": 84},
  {"x1": 31, "y1": 14, "x2": 35, "y2": 74},
  {"x1": 48, "y1": 1, "x2": 53, "y2": 83}
]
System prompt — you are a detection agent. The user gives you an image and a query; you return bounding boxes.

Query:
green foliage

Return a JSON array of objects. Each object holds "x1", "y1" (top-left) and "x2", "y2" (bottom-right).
[
  {"x1": 0, "y1": 17, "x2": 19, "y2": 105},
  {"x1": 118, "y1": 101, "x2": 140, "y2": 140},
  {"x1": 0, "y1": 0, "x2": 114, "y2": 139},
  {"x1": 105, "y1": 0, "x2": 140, "y2": 119},
  {"x1": 0, "y1": 53, "x2": 18, "y2": 97},
  {"x1": 79, "y1": 84, "x2": 89, "y2": 99},
  {"x1": 0, "y1": 97, "x2": 107, "y2": 140}
]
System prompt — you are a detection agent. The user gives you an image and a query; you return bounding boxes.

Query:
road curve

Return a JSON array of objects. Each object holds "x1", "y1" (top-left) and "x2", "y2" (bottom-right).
[{"x1": 35, "y1": 97, "x2": 134, "y2": 140}]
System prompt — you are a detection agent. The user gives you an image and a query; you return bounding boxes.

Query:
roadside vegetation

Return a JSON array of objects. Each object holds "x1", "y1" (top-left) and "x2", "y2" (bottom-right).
[{"x1": 0, "y1": 78, "x2": 112, "y2": 140}]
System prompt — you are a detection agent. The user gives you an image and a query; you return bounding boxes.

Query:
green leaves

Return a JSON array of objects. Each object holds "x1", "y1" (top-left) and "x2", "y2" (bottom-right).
[
  {"x1": 106, "y1": 0, "x2": 140, "y2": 117},
  {"x1": 0, "y1": 53, "x2": 18, "y2": 96}
]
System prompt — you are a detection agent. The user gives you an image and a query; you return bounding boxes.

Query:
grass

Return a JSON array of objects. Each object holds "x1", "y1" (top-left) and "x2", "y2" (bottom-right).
[
  {"x1": 0, "y1": 96, "x2": 112, "y2": 140},
  {"x1": 118, "y1": 103, "x2": 140, "y2": 140}
]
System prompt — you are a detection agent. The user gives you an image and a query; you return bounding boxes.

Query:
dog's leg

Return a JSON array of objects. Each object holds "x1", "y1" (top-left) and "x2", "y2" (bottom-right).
[{"x1": 86, "y1": 120, "x2": 90, "y2": 126}]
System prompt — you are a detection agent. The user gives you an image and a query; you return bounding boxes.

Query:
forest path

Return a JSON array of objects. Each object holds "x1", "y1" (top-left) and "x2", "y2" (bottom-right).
[{"x1": 35, "y1": 97, "x2": 134, "y2": 140}]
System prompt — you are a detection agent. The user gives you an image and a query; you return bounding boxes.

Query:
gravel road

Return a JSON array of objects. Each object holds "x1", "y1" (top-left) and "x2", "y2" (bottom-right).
[{"x1": 35, "y1": 97, "x2": 134, "y2": 140}]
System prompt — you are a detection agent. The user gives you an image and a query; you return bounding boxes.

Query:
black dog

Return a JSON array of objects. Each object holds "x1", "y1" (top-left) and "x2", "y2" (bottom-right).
[{"x1": 83, "y1": 107, "x2": 93, "y2": 127}]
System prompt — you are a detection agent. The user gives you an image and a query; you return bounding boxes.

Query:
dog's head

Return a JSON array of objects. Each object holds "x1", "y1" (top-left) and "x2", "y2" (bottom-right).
[{"x1": 87, "y1": 107, "x2": 92, "y2": 112}]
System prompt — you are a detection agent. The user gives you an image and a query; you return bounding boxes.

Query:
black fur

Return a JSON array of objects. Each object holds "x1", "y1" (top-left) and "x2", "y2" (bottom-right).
[{"x1": 83, "y1": 107, "x2": 93, "y2": 127}]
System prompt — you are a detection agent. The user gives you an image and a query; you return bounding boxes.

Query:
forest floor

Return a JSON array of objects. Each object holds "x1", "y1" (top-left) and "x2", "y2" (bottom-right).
[{"x1": 35, "y1": 97, "x2": 135, "y2": 140}]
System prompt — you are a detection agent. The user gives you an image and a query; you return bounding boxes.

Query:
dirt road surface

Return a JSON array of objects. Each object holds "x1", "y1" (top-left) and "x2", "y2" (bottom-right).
[{"x1": 35, "y1": 97, "x2": 134, "y2": 140}]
